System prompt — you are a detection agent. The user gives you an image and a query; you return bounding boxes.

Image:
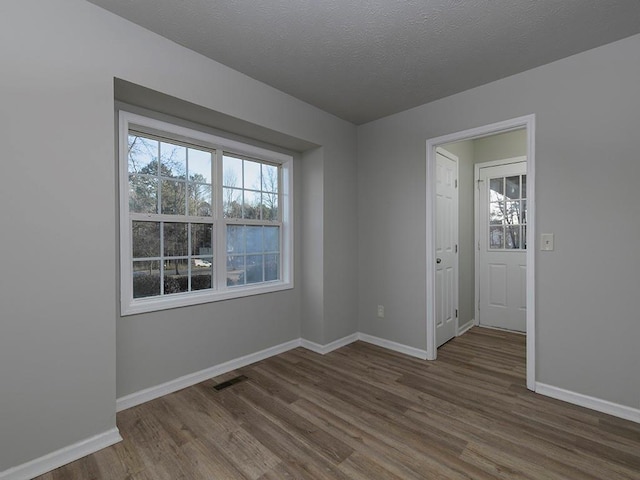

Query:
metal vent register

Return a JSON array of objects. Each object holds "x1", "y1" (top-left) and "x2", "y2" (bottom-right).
[{"x1": 213, "y1": 375, "x2": 248, "y2": 391}]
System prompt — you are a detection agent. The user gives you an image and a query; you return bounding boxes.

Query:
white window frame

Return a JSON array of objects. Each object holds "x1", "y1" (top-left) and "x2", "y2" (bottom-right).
[{"x1": 119, "y1": 111, "x2": 294, "y2": 316}]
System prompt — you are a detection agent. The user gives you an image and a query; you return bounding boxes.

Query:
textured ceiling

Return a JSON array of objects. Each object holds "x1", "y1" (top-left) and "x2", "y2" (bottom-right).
[{"x1": 87, "y1": 0, "x2": 640, "y2": 124}]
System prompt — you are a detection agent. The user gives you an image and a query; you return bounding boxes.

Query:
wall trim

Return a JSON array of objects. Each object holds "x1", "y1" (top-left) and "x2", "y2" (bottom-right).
[
  {"x1": 117, "y1": 333, "x2": 427, "y2": 411},
  {"x1": 301, "y1": 333, "x2": 359, "y2": 354},
  {"x1": 425, "y1": 114, "x2": 537, "y2": 392},
  {"x1": 15, "y1": 339, "x2": 636, "y2": 480},
  {"x1": 0, "y1": 429, "x2": 122, "y2": 480},
  {"x1": 117, "y1": 338, "x2": 301, "y2": 411},
  {"x1": 457, "y1": 321, "x2": 474, "y2": 336},
  {"x1": 536, "y1": 383, "x2": 640, "y2": 424},
  {"x1": 357, "y1": 333, "x2": 428, "y2": 360}
]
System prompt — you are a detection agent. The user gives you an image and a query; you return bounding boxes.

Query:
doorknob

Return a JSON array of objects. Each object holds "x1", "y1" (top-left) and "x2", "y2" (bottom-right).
[{"x1": 436, "y1": 258, "x2": 442, "y2": 264}]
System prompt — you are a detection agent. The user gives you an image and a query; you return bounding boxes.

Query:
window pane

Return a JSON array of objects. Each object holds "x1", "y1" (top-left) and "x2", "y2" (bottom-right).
[
  {"x1": 264, "y1": 226, "x2": 279, "y2": 252},
  {"x1": 191, "y1": 261, "x2": 212, "y2": 291},
  {"x1": 129, "y1": 175, "x2": 158, "y2": 214},
  {"x1": 246, "y1": 255, "x2": 264, "y2": 284},
  {"x1": 191, "y1": 223, "x2": 212, "y2": 256},
  {"x1": 188, "y1": 184, "x2": 212, "y2": 216},
  {"x1": 522, "y1": 175, "x2": 527, "y2": 198},
  {"x1": 490, "y1": 178, "x2": 504, "y2": 201},
  {"x1": 188, "y1": 148, "x2": 212, "y2": 183},
  {"x1": 522, "y1": 225, "x2": 527, "y2": 249},
  {"x1": 505, "y1": 175, "x2": 520, "y2": 199},
  {"x1": 489, "y1": 202, "x2": 504, "y2": 225},
  {"x1": 223, "y1": 155, "x2": 242, "y2": 188},
  {"x1": 521, "y1": 200, "x2": 527, "y2": 224},
  {"x1": 161, "y1": 180, "x2": 186, "y2": 215},
  {"x1": 505, "y1": 201, "x2": 521, "y2": 225},
  {"x1": 164, "y1": 259, "x2": 188, "y2": 294},
  {"x1": 132, "y1": 260, "x2": 161, "y2": 298},
  {"x1": 243, "y1": 190, "x2": 260, "y2": 219},
  {"x1": 244, "y1": 160, "x2": 261, "y2": 190},
  {"x1": 160, "y1": 142, "x2": 186, "y2": 179},
  {"x1": 132, "y1": 221, "x2": 160, "y2": 258},
  {"x1": 490, "y1": 226, "x2": 504, "y2": 249},
  {"x1": 262, "y1": 192, "x2": 278, "y2": 221},
  {"x1": 223, "y1": 188, "x2": 242, "y2": 218},
  {"x1": 164, "y1": 223, "x2": 188, "y2": 257},
  {"x1": 128, "y1": 136, "x2": 157, "y2": 174},
  {"x1": 227, "y1": 255, "x2": 245, "y2": 286},
  {"x1": 246, "y1": 226, "x2": 263, "y2": 254},
  {"x1": 262, "y1": 164, "x2": 278, "y2": 192},
  {"x1": 227, "y1": 225, "x2": 245, "y2": 254},
  {"x1": 505, "y1": 226, "x2": 520, "y2": 249},
  {"x1": 265, "y1": 254, "x2": 279, "y2": 282}
]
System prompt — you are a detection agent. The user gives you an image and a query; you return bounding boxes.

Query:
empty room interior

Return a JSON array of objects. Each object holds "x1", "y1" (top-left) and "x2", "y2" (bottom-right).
[{"x1": 2, "y1": 1, "x2": 640, "y2": 479}]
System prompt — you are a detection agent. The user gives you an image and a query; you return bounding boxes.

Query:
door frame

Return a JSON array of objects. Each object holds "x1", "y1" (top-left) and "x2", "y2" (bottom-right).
[
  {"x1": 425, "y1": 114, "x2": 536, "y2": 391},
  {"x1": 475, "y1": 157, "x2": 527, "y2": 331}
]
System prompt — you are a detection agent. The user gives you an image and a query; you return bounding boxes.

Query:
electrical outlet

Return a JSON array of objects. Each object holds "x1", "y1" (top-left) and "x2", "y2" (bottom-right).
[{"x1": 377, "y1": 305, "x2": 385, "y2": 318}]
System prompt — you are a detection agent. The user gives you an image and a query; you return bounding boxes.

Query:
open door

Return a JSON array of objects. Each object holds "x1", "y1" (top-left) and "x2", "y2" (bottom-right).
[{"x1": 435, "y1": 148, "x2": 458, "y2": 347}]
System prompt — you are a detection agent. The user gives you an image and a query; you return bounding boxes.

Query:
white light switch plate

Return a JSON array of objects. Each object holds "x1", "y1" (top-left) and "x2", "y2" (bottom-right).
[{"x1": 541, "y1": 233, "x2": 554, "y2": 251}]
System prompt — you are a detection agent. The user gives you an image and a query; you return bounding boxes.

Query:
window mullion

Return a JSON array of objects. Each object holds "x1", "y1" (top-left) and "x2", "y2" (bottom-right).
[
  {"x1": 187, "y1": 221, "x2": 192, "y2": 292},
  {"x1": 159, "y1": 221, "x2": 165, "y2": 295},
  {"x1": 214, "y1": 150, "x2": 227, "y2": 290}
]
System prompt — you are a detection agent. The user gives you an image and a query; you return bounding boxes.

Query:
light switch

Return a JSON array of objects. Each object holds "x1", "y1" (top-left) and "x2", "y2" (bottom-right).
[{"x1": 541, "y1": 233, "x2": 554, "y2": 251}]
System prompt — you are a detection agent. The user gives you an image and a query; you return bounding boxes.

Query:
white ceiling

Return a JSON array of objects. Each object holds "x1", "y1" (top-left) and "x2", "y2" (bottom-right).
[{"x1": 87, "y1": 0, "x2": 640, "y2": 124}]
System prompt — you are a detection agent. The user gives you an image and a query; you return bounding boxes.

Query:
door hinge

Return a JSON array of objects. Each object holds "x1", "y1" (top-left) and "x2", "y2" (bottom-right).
[
  {"x1": 455, "y1": 179, "x2": 458, "y2": 188},
  {"x1": 455, "y1": 309, "x2": 458, "y2": 318},
  {"x1": 477, "y1": 179, "x2": 483, "y2": 190},
  {"x1": 455, "y1": 244, "x2": 458, "y2": 253},
  {"x1": 478, "y1": 241, "x2": 480, "y2": 250}
]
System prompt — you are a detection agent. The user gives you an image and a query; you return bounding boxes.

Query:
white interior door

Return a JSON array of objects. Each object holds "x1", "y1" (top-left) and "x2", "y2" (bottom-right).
[
  {"x1": 477, "y1": 160, "x2": 527, "y2": 332},
  {"x1": 435, "y1": 149, "x2": 458, "y2": 347}
]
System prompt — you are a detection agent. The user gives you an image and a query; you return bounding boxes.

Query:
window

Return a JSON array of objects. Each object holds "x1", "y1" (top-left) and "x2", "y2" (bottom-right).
[
  {"x1": 119, "y1": 111, "x2": 293, "y2": 315},
  {"x1": 488, "y1": 174, "x2": 527, "y2": 249}
]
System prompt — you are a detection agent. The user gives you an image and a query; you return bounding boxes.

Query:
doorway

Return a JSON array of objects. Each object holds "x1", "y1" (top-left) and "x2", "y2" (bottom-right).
[{"x1": 426, "y1": 115, "x2": 536, "y2": 391}]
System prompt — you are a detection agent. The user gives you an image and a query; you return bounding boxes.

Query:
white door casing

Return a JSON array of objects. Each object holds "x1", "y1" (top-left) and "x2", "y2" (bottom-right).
[
  {"x1": 425, "y1": 114, "x2": 535, "y2": 391},
  {"x1": 476, "y1": 159, "x2": 527, "y2": 332},
  {"x1": 435, "y1": 148, "x2": 458, "y2": 347}
]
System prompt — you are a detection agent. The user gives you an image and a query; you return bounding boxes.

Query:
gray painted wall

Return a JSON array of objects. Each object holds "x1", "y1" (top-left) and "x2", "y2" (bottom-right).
[
  {"x1": 474, "y1": 129, "x2": 527, "y2": 165},
  {"x1": 2, "y1": 0, "x2": 639, "y2": 474},
  {"x1": 358, "y1": 34, "x2": 640, "y2": 410},
  {"x1": 0, "y1": 0, "x2": 356, "y2": 472}
]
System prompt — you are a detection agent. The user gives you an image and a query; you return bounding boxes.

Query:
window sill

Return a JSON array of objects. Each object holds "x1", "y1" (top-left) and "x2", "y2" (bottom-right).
[{"x1": 121, "y1": 281, "x2": 294, "y2": 316}]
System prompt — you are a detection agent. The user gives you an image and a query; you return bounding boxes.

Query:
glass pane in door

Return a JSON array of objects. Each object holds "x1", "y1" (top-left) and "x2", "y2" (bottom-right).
[{"x1": 489, "y1": 174, "x2": 527, "y2": 250}]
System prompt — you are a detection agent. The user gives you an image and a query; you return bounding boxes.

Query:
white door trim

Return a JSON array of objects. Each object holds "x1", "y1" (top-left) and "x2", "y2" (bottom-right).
[
  {"x1": 426, "y1": 114, "x2": 536, "y2": 391},
  {"x1": 474, "y1": 157, "x2": 527, "y2": 331}
]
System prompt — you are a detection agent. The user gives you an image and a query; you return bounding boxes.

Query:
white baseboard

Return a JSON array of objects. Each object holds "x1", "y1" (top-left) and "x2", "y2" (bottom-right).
[
  {"x1": 536, "y1": 383, "x2": 640, "y2": 424},
  {"x1": 16, "y1": 337, "x2": 640, "y2": 480},
  {"x1": 301, "y1": 333, "x2": 358, "y2": 355},
  {"x1": 357, "y1": 333, "x2": 428, "y2": 360},
  {"x1": 0, "y1": 428, "x2": 122, "y2": 480},
  {"x1": 116, "y1": 338, "x2": 301, "y2": 411},
  {"x1": 117, "y1": 332, "x2": 426, "y2": 412},
  {"x1": 457, "y1": 320, "x2": 474, "y2": 336}
]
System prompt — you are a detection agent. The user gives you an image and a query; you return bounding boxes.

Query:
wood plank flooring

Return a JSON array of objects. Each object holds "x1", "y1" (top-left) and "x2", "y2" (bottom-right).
[{"x1": 37, "y1": 327, "x2": 640, "y2": 479}]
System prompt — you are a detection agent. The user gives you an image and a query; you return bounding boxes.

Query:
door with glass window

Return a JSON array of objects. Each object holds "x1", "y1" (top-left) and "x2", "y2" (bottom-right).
[{"x1": 477, "y1": 161, "x2": 527, "y2": 332}]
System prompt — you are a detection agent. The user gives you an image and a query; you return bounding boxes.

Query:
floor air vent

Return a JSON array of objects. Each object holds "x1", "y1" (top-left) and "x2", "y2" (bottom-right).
[{"x1": 213, "y1": 375, "x2": 248, "y2": 391}]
